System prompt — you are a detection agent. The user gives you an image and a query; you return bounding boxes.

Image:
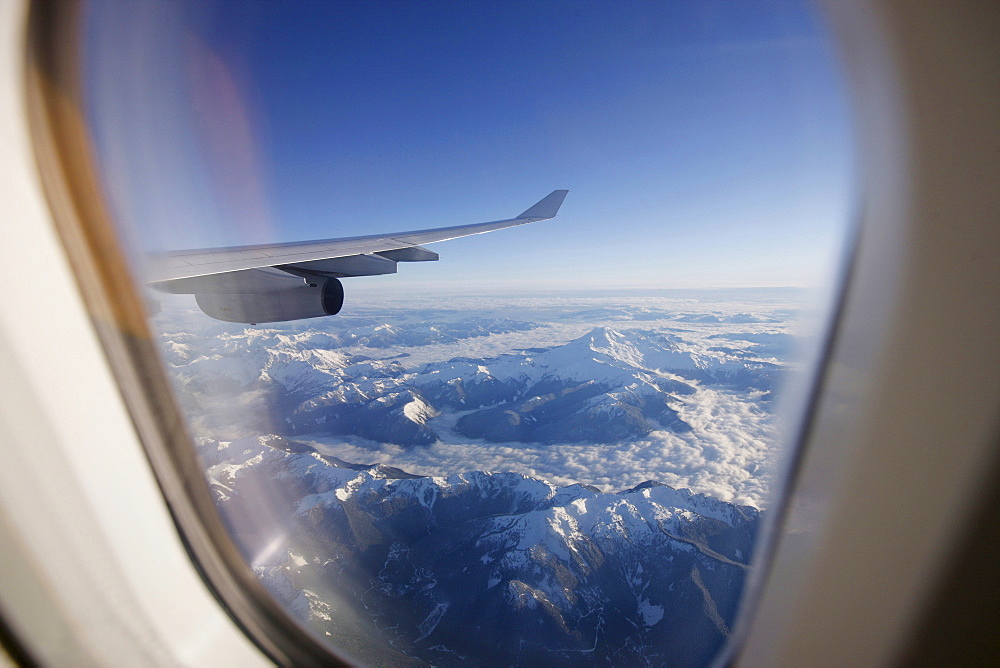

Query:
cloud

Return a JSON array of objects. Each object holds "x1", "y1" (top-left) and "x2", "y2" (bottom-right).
[
  {"x1": 153, "y1": 290, "x2": 802, "y2": 509},
  {"x1": 303, "y1": 382, "x2": 778, "y2": 508}
]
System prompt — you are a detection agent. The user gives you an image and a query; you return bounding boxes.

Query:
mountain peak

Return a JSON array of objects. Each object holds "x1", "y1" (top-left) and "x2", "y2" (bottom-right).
[
  {"x1": 562, "y1": 326, "x2": 645, "y2": 367},
  {"x1": 581, "y1": 326, "x2": 625, "y2": 344},
  {"x1": 622, "y1": 480, "x2": 672, "y2": 493}
]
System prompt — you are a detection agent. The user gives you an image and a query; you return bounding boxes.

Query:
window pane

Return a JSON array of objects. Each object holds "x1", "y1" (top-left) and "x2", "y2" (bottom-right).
[{"x1": 82, "y1": 1, "x2": 852, "y2": 664}]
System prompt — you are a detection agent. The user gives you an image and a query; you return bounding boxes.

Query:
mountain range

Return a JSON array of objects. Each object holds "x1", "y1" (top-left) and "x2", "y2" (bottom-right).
[
  {"x1": 165, "y1": 320, "x2": 779, "y2": 448},
  {"x1": 205, "y1": 435, "x2": 760, "y2": 666},
  {"x1": 158, "y1": 307, "x2": 791, "y2": 664}
]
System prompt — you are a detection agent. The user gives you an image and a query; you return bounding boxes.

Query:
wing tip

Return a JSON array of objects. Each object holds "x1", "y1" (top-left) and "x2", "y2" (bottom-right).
[{"x1": 517, "y1": 189, "x2": 569, "y2": 220}]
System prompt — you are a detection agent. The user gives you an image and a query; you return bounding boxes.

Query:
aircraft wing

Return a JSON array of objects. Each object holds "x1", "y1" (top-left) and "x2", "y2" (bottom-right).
[{"x1": 147, "y1": 189, "x2": 568, "y2": 285}]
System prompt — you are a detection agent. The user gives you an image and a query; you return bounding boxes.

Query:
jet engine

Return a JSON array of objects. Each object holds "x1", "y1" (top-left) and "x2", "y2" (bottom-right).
[{"x1": 195, "y1": 277, "x2": 344, "y2": 324}]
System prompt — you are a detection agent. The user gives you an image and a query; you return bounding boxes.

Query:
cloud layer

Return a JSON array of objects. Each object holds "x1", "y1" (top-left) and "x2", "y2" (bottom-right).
[{"x1": 154, "y1": 290, "x2": 804, "y2": 508}]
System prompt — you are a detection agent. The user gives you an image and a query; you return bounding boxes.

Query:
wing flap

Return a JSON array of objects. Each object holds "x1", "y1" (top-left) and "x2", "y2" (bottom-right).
[{"x1": 283, "y1": 254, "x2": 399, "y2": 277}]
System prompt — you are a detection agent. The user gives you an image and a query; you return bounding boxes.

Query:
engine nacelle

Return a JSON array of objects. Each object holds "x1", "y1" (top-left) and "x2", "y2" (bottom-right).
[{"x1": 195, "y1": 277, "x2": 344, "y2": 324}]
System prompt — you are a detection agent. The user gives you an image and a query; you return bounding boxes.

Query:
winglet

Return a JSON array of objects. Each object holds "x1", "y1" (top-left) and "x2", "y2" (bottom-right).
[{"x1": 517, "y1": 189, "x2": 569, "y2": 220}]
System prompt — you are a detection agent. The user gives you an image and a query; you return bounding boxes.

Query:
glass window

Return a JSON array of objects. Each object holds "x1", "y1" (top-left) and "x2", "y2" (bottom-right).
[{"x1": 81, "y1": 1, "x2": 853, "y2": 664}]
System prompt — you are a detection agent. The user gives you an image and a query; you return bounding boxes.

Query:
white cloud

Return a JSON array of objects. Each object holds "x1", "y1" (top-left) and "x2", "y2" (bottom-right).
[
  {"x1": 154, "y1": 290, "x2": 807, "y2": 509},
  {"x1": 302, "y1": 382, "x2": 778, "y2": 508}
]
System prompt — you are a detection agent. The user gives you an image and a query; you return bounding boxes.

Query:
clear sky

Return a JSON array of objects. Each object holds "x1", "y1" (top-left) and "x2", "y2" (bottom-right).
[{"x1": 85, "y1": 0, "x2": 854, "y2": 292}]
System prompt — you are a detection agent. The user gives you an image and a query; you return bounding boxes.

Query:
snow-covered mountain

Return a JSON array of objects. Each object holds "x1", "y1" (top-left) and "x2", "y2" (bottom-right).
[
  {"x1": 155, "y1": 298, "x2": 797, "y2": 664},
  {"x1": 414, "y1": 327, "x2": 777, "y2": 443},
  {"x1": 206, "y1": 435, "x2": 760, "y2": 666},
  {"x1": 164, "y1": 322, "x2": 778, "y2": 448}
]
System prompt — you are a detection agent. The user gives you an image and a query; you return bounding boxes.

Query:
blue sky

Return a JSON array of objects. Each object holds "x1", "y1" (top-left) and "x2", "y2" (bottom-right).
[{"x1": 86, "y1": 0, "x2": 854, "y2": 291}]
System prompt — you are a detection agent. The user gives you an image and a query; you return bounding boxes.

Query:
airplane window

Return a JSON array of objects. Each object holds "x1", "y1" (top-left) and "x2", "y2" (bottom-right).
[{"x1": 79, "y1": 1, "x2": 853, "y2": 664}]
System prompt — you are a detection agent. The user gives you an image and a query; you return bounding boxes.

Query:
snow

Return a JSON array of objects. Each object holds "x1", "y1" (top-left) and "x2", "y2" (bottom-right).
[
  {"x1": 638, "y1": 598, "x2": 664, "y2": 626},
  {"x1": 402, "y1": 397, "x2": 435, "y2": 424},
  {"x1": 416, "y1": 602, "x2": 449, "y2": 641},
  {"x1": 158, "y1": 291, "x2": 799, "y2": 509}
]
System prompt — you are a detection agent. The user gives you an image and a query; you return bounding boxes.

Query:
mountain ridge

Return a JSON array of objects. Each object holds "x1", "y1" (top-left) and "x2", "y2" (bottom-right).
[{"x1": 204, "y1": 435, "x2": 760, "y2": 666}]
